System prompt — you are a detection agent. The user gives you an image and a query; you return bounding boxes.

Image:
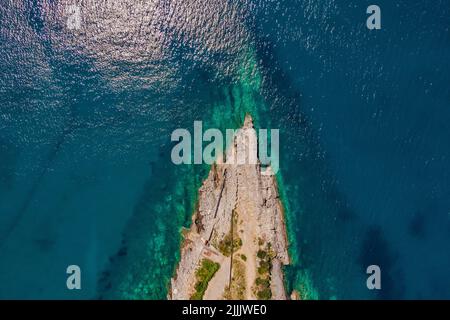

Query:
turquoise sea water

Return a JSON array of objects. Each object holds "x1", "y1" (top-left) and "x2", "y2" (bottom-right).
[{"x1": 1, "y1": 1, "x2": 449, "y2": 299}]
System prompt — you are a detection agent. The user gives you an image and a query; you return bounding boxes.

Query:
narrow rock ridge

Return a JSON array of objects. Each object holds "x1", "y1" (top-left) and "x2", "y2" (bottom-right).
[{"x1": 170, "y1": 114, "x2": 289, "y2": 300}]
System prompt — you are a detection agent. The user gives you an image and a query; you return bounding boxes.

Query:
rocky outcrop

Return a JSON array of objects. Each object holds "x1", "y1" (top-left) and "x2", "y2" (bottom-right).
[{"x1": 170, "y1": 114, "x2": 289, "y2": 300}]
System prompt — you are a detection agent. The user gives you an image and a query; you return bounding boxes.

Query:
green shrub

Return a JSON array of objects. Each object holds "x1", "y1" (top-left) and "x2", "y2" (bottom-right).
[
  {"x1": 257, "y1": 288, "x2": 272, "y2": 300},
  {"x1": 255, "y1": 277, "x2": 270, "y2": 289},
  {"x1": 218, "y1": 234, "x2": 242, "y2": 257},
  {"x1": 257, "y1": 266, "x2": 269, "y2": 275},
  {"x1": 190, "y1": 259, "x2": 220, "y2": 300},
  {"x1": 257, "y1": 250, "x2": 267, "y2": 260}
]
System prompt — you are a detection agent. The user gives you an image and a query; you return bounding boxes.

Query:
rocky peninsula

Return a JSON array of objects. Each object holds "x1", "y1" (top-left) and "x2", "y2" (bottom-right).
[{"x1": 169, "y1": 115, "x2": 290, "y2": 300}]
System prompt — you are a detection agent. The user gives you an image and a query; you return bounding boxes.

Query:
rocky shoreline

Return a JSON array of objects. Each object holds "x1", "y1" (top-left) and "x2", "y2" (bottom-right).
[{"x1": 169, "y1": 114, "x2": 289, "y2": 300}]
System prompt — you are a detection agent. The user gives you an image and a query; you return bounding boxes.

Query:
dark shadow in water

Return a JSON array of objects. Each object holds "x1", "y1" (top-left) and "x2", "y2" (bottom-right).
[
  {"x1": 98, "y1": 238, "x2": 127, "y2": 297},
  {"x1": 33, "y1": 237, "x2": 56, "y2": 252},
  {"x1": 408, "y1": 211, "x2": 427, "y2": 239},
  {"x1": 408, "y1": 201, "x2": 438, "y2": 240},
  {"x1": 359, "y1": 225, "x2": 405, "y2": 299}
]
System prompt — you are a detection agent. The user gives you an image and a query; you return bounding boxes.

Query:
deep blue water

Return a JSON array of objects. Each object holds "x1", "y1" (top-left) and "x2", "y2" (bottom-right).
[
  {"x1": 256, "y1": 0, "x2": 450, "y2": 299},
  {"x1": 0, "y1": 0, "x2": 449, "y2": 299}
]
